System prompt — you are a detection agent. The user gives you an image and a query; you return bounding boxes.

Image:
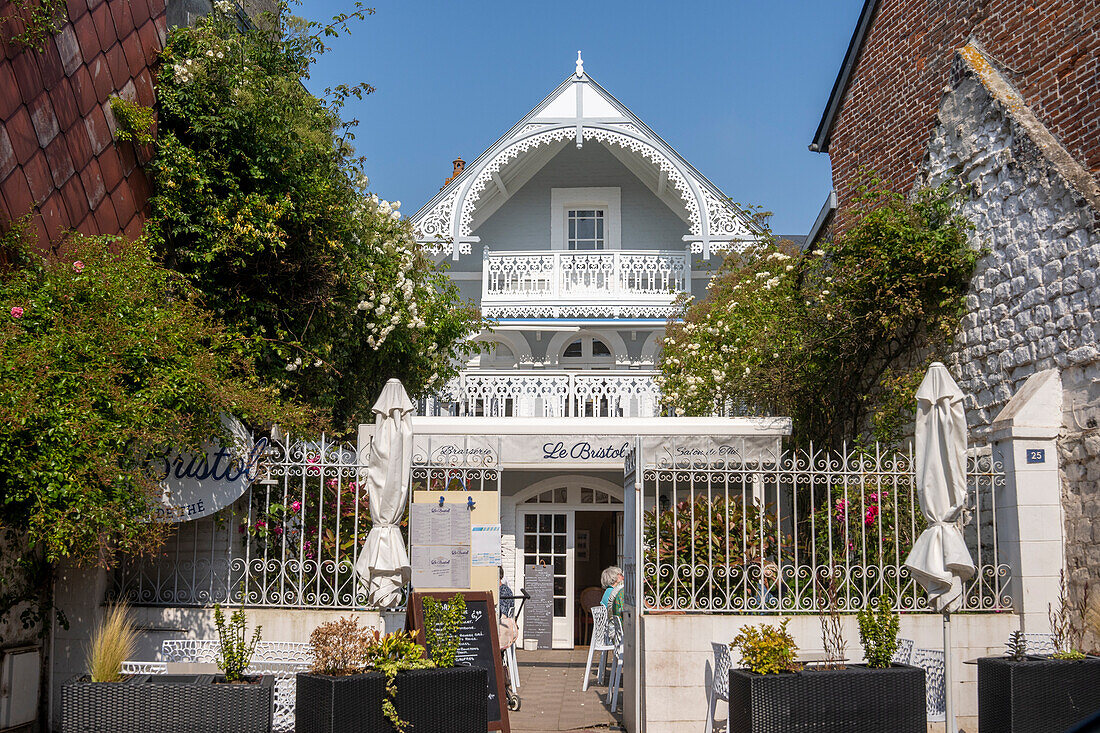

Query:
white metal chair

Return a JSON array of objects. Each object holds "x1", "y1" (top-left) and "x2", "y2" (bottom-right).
[
  {"x1": 912, "y1": 647, "x2": 945, "y2": 722},
  {"x1": 893, "y1": 637, "x2": 914, "y2": 665},
  {"x1": 704, "y1": 642, "x2": 732, "y2": 732},
  {"x1": 582, "y1": 604, "x2": 616, "y2": 691},
  {"x1": 1003, "y1": 632, "x2": 1056, "y2": 655},
  {"x1": 123, "y1": 639, "x2": 312, "y2": 733},
  {"x1": 607, "y1": 614, "x2": 625, "y2": 713}
]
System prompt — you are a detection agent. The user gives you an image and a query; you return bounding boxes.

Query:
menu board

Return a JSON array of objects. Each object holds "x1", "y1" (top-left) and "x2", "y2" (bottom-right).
[
  {"x1": 410, "y1": 503, "x2": 472, "y2": 589},
  {"x1": 407, "y1": 591, "x2": 511, "y2": 733},
  {"x1": 410, "y1": 503, "x2": 471, "y2": 546},
  {"x1": 523, "y1": 564, "x2": 554, "y2": 650}
]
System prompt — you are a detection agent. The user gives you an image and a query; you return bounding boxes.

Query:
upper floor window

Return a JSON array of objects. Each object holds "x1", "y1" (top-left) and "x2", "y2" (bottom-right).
[
  {"x1": 567, "y1": 209, "x2": 605, "y2": 250},
  {"x1": 551, "y1": 188, "x2": 620, "y2": 250}
]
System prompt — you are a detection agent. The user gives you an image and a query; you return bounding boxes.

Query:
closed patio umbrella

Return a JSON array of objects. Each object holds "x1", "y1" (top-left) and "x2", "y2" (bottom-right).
[
  {"x1": 904, "y1": 362, "x2": 976, "y2": 733},
  {"x1": 354, "y1": 379, "x2": 414, "y2": 608}
]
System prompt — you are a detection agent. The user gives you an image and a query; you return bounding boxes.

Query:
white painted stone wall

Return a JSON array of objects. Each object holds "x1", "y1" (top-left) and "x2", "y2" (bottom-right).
[
  {"x1": 920, "y1": 53, "x2": 1100, "y2": 436},
  {"x1": 640, "y1": 612, "x2": 1018, "y2": 733}
]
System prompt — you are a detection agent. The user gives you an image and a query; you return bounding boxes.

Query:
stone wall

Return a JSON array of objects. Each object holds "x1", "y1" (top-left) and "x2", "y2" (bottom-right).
[
  {"x1": 1059, "y1": 427, "x2": 1100, "y2": 653},
  {"x1": 920, "y1": 44, "x2": 1100, "y2": 434},
  {"x1": 822, "y1": 0, "x2": 1100, "y2": 235}
]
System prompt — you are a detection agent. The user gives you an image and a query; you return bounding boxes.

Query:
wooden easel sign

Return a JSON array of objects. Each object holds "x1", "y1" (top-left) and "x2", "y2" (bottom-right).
[{"x1": 407, "y1": 590, "x2": 511, "y2": 733}]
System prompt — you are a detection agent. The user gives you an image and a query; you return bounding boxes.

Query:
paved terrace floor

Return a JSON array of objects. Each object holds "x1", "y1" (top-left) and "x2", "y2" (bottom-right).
[{"x1": 510, "y1": 648, "x2": 625, "y2": 733}]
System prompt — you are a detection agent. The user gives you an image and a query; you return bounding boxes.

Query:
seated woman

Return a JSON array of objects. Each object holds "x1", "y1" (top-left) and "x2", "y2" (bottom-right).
[{"x1": 600, "y1": 565, "x2": 624, "y2": 621}]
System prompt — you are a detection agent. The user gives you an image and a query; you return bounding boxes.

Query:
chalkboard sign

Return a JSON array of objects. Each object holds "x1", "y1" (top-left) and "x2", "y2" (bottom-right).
[
  {"x1": 523, "y1": 564, "x2": 553, "y2": 650},
  {"x1": 407, "y1": 591, "x2": 511, "y2": 733}
]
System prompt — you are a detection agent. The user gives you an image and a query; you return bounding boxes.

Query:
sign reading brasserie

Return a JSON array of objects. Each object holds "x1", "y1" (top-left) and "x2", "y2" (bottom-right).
[{"x1": 150, "y1": 415, "x2": 267, "y2": 522}]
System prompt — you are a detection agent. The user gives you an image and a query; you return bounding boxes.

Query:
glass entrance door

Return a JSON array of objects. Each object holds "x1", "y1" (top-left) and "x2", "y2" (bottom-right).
[{"x1": 521, "y1": 511, "x2": 574, "y2": 648}]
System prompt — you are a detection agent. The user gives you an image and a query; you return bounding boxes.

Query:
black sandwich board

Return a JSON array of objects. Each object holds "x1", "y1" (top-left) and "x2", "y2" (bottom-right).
[{"x1": 407, "y1": 590, "x2": 510, "y2": 733}]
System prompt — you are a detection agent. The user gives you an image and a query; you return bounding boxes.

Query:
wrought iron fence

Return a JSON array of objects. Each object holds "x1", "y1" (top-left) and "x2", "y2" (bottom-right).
[
  {"x1": 640, "y1": 440, "x2": 1011, "y2": 613},
  {"x1": 113, "y1": 434, "x2": 373, "y2": 608}
]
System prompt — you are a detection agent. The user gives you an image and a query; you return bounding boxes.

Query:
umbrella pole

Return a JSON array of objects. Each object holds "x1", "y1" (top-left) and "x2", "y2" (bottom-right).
[{"x1": 943, "y1": 611, "x2": 955, "y2": 733}]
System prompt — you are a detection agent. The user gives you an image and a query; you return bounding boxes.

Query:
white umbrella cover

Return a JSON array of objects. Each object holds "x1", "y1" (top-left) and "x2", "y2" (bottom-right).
[
  {"x1": 354, "y1": 379, "x2": 414, "y2": 608},
  {"x1": 904, "y1": 362, "x2": 976, "y2": 612}
]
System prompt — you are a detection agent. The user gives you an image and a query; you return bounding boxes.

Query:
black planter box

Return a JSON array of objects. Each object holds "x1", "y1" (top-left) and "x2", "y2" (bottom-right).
[
  {"x1": 61, "y1": 674, "x2": 274, "y2": 733},
  {"x1": 296, "y1": 666, "x2": 488, "y2": 733},
  {"x1": 978, "y1": 656, "x2": 1100, "y2": 733},
  {"x1": 729, "y1": 664, "x2": 925, "y2": 733}
]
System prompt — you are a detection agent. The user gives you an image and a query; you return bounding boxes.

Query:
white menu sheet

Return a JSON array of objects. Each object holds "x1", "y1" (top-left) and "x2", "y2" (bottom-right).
[
  {"x1": 471, "y1": 524, "x2": 502, "y2": 567},
  {"x1": 410, "y1": 503, "x2": 471, "y2": 546},
  {"x1": 411, "y1": 546, "x2": 471, "y2": 589}
]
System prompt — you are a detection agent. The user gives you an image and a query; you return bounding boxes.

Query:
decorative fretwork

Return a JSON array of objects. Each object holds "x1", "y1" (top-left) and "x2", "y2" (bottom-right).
[
  {"x1": 640, "y1": 441, "x2": 1011, "y2": 614},
  {"x1": 482, "y1": 249, "x2": 688, "y2": 319},
  {"x1": 702, "y1": 188, "x2": 754, "y2": 241},
  {"x1": 415, "y1": 188, "x2": 459, "y2": 242},
  {"x1": 433, "y1": 370, "x2": 663, "y2": 418}
]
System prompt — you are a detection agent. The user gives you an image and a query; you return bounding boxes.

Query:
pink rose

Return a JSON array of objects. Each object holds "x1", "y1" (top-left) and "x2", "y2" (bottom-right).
[
  {"x1": 73, "y1": 261, "x2": 84, "y2": 272},
  {"x1": 291, "y1": 500, "x2": 301, "y2": 512},
  {"x1": 255, "y1": 520, "x2": 266, "y2": 529},
  {"x1": 273, "y1": 526, "x2": 283, "y2": 535},
  {"x1": 10, "y1": 306, "x2": 23, "y2": 318},
  {"x1": 864, "y1": 506, "x2": 879, "y2": 525}
]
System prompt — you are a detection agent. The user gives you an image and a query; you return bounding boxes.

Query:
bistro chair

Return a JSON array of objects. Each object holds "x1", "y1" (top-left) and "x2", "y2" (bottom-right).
[
  {"x1": 704, "y1": 641, "x2": 732, "y2": 732},
  {"x1": 607, "y1": 614, "x2": 625, "y2": 713},
  {"x1": 894, "y1": 637, "x2": 915, "y2": 665},
  {"x1": 582, "y1": 604, "x2": 616, "y2": 690},
  {"x1": 912, "y1": 647, "x2": 946, "y2": 722}
]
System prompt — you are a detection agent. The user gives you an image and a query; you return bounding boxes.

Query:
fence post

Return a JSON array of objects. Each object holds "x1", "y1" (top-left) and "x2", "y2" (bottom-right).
[{"x1": 988, "y1": 368, "x2": 1064, "y2": 633}]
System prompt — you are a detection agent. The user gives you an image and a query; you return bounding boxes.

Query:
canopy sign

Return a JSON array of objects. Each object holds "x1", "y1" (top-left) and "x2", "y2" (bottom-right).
[{"x1": 151, "y1": 415, "x2": 268, "y2": 522}]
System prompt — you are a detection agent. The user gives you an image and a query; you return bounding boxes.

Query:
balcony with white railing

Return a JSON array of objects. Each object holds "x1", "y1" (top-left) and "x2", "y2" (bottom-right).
[
  {"x1": 424, "y1": 370, "x2": 664, "y2": 418},
  {"x1": 481, "y1": 249, "x2": 689, "y2": 319}
]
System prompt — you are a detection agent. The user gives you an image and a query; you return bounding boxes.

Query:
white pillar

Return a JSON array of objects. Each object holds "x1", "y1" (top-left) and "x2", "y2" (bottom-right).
[{"x1": 989, "y1": 369, "x2": 1064, "y2": 633}]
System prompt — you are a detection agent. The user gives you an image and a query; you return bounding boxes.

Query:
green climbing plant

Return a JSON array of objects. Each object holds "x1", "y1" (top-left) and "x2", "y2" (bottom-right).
[
  {"x1": 1, "y1": 0, "x2": 67, "y2": 51},
  {"x1": 423, "y1": 594, "x2": 465, "y2": 668},
  {"x1": 109, "y1": 97, "x2": 157, "y2": 146}
]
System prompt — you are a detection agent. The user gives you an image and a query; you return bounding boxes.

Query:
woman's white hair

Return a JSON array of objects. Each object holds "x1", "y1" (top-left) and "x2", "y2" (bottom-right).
[{"x1": 601, "y1": 566, "x2": 623, "y2": 589}]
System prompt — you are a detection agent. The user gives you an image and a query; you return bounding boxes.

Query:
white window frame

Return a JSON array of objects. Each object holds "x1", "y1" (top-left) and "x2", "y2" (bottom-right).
[{"x1": 550, "y1": 187, "x2": 621, "y2": 250}]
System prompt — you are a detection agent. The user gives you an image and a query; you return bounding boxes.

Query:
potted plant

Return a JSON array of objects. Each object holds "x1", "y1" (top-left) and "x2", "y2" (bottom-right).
[
  {"x1": 977, "y1": 577, "x2": 1100, "y2": 733},
  {"x1": 295, "y1": 610, "x2": 487, "y2": 733},
  {"x1": 728, "y1": 599, "x2": 924, "y2": 733},
  {"x1": 62, "y1": 602, "x2": 275, "y2": 733}
]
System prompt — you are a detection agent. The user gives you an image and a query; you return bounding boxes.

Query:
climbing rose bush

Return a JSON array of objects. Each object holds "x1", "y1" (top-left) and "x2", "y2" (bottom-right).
[
  {"x1": 0, "y1": 226, "x2": 297, "y2": 563},
  {"x1": 144, "y1": 1, "x2": 480, "y2": 430},
  {"x1": 658, "y1": 181, "x2": 978, "y2": 445}
]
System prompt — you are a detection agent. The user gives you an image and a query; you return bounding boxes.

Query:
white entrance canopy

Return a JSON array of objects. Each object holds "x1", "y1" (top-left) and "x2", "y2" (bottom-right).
[{"x1": 410, "y1": 416, "x2": 792, "y2": 470}]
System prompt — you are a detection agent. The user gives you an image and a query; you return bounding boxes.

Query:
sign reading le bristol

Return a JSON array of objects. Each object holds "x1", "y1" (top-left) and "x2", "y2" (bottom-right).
[{"x1": 151, "y1": 415, "x2": 267, "y2": 522}]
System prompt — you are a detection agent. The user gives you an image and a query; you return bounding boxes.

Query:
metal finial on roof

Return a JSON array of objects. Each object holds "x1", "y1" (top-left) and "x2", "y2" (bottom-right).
[{"x1": 576, "y1": 51, "x2": 584, "y2": 77}]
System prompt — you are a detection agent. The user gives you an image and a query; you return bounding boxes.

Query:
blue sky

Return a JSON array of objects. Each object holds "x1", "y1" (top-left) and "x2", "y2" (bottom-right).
[{"x1": 299, "y1": 1, "x2": 864, "y2": 236}]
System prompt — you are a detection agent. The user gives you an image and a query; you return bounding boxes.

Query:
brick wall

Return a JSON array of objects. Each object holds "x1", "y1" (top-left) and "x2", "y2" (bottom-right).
[
  {"x1": 0, "y1": 0, "x2": 166, "y2": 249},
  {"x1": 826, "y1": 0, "x2": 1100, "y2": 229}
]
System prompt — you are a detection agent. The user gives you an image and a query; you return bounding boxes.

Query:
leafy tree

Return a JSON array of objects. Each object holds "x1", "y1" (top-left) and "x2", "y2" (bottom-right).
[
  {"x1": 143, "y1": 2, "x2": 480, "y2": 430},
  {"x1": 0, "y1": 224, "x2": 303, "y2": 565},
  {"x1": 658, "y1": 179, "x2": 978, "y2": 445}
]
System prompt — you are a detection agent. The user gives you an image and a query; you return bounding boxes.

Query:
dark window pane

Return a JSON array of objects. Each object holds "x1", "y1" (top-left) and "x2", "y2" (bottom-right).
[
  {"x1": 581, "y1": 487, "x2": 594, "y2": 503},
  {"x1": 553, "y1": 515, "x2": 565, "y2": 532},
  {"x1": 524, "y1": 535, "x2": 537, "y2": 552},
  {"x1": 564, "y1": 341, "x2": 583, "y2": 357},
  {"x1": 554, "y1": 598, "x2": 565, "y2": 617},
  {"x1": 539, "y1": 515, "x2": 551, "y2": 532},
  {"x1": 596, "y1": 218, "x2": 604, "y2": 237},
  {"x1": 553, "y1": 535, "x2": 565, "y2": 553},
  {"x1": 554, "y1": 487, "x2": 567, "y2": 503},
  {"x1": 539, "y1": 535, "x2": 550, "y2": 553},
  {"x1": 525, "y1": 515, "x2": 536, "y2": 532},
  {"x1": 568, "y1": 219, "x2": 576, "y2": 238},
  {"x1": 577, "y1": 219, "x2": 595, "y2": 239},
  {"x1": 554, "y1": 577, "x2": 566, "y2": 595},
  {"x1": 592, "y1": 340, "x2": 611, "y2": 356},
  {"x1": 553, "y1": 557, "x2": 565, "y2": 574}
]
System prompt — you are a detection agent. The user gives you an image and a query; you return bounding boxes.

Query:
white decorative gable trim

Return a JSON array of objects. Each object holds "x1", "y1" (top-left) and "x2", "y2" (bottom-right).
[{"x1": 412, "y1": 69, "x2": 760, "y2": 259}]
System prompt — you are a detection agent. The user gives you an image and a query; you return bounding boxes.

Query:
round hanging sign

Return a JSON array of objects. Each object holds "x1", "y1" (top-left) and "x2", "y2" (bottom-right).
[{"x1": 150, "y1": 415, "x2": 269, "y2": 522}]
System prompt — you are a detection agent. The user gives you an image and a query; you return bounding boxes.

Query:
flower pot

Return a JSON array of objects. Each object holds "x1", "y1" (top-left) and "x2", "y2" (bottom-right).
[
  {"x1": 61, "y1": 674, "x2": 275, "y2": 733},
  {"x1": 729, "y1": 664, "x2": 925, "y2": 733},
  {"x1": 295, "y1": 666, "x2": 488, "y2": 733},
  {"x1": 977, "y1": 656, "x2": 1100, "y2": 733}
]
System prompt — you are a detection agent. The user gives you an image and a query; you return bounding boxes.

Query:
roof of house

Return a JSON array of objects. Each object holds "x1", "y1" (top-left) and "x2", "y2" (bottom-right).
[{"x1": 809, "y1": 0, "x2": 880, "y2": 154}]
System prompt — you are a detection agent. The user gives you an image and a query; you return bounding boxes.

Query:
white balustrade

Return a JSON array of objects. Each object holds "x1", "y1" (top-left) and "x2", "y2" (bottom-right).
[
  {"x1": 481, "y1": 249, "x2": 689, "y2": 319},
  {"x1": 434, "y1": 370, "x2": 664, "y2": 418}
]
